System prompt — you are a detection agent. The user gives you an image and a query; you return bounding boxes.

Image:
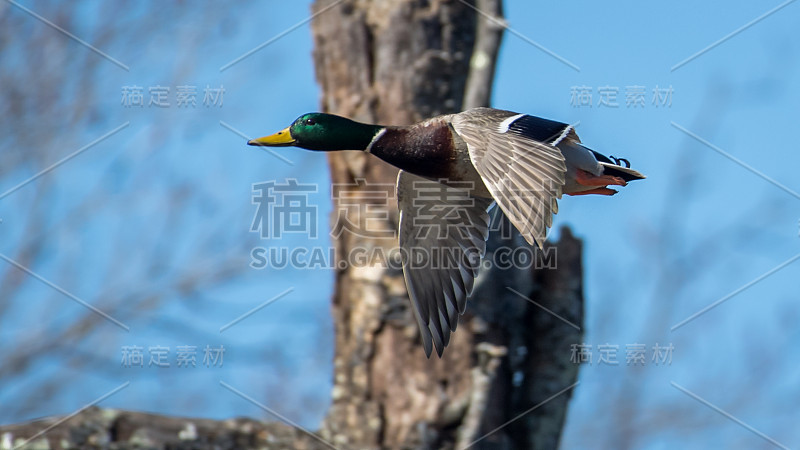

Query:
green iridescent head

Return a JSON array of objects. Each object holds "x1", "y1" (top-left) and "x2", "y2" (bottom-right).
[{"x1": 248, "y1": 113, "x2": 384, "y2": 151}]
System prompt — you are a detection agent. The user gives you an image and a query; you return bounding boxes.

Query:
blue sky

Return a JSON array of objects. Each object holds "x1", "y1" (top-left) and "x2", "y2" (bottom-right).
[{"x1": 1, "y1": 1, "x2": 798, "y2": 448}]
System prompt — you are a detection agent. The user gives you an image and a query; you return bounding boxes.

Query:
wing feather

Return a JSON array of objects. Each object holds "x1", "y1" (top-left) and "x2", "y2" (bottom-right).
[
  {"x1": 451, "y1": 108, "x2": 567, "y2": 248},
  {"x1": 397, "y1": 171, "x2": 492, "y2": 357}
]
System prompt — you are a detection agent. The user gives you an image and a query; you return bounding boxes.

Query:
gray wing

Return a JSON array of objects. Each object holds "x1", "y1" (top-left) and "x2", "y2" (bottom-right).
[
  {"x1": 397, "y1": 170, "x2": 493, "y2": 357},
  {"x1": 450, "y1": 108, "x2": 569, "y2": 248}
]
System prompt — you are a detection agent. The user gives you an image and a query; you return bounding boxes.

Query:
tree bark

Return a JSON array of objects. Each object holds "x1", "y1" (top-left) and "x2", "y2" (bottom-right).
[
  {"x1": 0, "y1": 406, "x2": 325, "y2": 450},
  {"x1": 313, "y1": 1, "x2": 584, "y2": 448}
]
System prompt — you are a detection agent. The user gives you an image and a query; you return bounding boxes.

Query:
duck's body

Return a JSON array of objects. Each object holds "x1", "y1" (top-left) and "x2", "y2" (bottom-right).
[
  {"x1": 365, "y1": 115, "x2": 490, "y2": 197},
  {"x1": 249, "y1": 107, "x2": 645, "y2": 357},
  {"x1": 354, "y1": 108, "x2": 643, "y2": 199}
]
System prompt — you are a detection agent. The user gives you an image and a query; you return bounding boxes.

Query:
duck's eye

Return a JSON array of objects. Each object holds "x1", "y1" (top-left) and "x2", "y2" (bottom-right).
[{"x1": 305, "y1": 118, "x2": 316, "y2": 126}]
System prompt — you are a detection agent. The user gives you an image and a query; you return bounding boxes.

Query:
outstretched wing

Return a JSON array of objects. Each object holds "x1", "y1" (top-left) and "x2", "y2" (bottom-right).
[
  {"x1": 397, "y1": 170, "x2": 493, "y2": 357},
  {"x1": 450, "y1": 108, "x2": 568, "y2": 248}
]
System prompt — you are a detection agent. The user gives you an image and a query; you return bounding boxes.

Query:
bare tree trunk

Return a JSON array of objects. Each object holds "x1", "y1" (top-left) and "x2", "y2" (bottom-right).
[{"x1": 313, "y1": 1, "x2": 584, "y2": 448}]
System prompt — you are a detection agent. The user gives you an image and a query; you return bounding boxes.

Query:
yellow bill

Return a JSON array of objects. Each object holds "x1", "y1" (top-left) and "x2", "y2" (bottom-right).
[{"x1": 247, "y1": 127, "x2": 295, "y2": 146}]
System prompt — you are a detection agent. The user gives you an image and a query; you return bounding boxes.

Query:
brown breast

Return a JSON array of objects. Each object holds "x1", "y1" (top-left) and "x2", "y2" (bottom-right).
[{"x1": 370, "y1": 119, "x2": 492, "y2": 197}]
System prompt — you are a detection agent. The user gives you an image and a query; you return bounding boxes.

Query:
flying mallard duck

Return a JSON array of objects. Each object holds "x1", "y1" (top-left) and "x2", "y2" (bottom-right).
[{"x1": 249, "y1": 107, "x2": 645, "y2": 357}]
